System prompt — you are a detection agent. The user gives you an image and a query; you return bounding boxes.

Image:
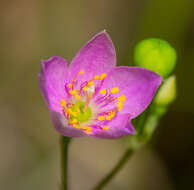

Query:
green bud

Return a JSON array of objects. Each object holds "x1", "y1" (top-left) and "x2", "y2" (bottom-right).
[
  {"x1": 134, "y1": 38, "x2": 177, "y2": 78},
  {"x1": 155, "y1": 75, "x2": 177, "y2": 106}
]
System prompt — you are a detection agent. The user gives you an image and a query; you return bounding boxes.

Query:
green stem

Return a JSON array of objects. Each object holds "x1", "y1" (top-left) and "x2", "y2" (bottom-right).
[
  {"x1": 93, "y1": 149, "x2": 134, "y2": 190},
  {"x1": 60, "y1": 136, "x2": 71, "y2": 190}
]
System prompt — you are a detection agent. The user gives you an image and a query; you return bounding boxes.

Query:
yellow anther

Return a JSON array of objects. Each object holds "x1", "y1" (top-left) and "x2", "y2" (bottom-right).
[
  {"x1": 75, "y1": 94, "x2": 81, "y2": 100},
  {"x1": 118, "y1": 107, "x2": 122, "y2": 111},
  {"x1": 86, "y1": 127, "x2": 92, "y2": 134},
  {"x1": 60, "y1": 99, "x2": 66, "y2": 107},
  {"x1": 118, "y1": 94, "x2": 125, "y2": 102},
  {"x1": 82, "y1": 126, "x2": 92, "y2": 134},
  {"x1": 69, "y1": 90, "x2": 77, "y2": 95},
  {"x1": 83, "y1": 86, "x2": 88, "y2": 91},
  {"x1": 67, "y1": 108, "x2": 77, "y2": 117},
  {"x1": 99, "y1": 73, "x2": 107, "y2": 80},
  {"x1": 98, "y1": 115, "x2": 105, "y2": 121},
  {"x1": 71, "y1": 118, "x2": 78, "y2": 124},
  {"x1": 106, "y1": 116, "x2": 112, "y2": 120},
  {"x1": 73, "y1": 124, "x2": 80, "y2": 129},
  {"x1": 86, "y1": 129, "x2": 92, "y2": 134},
  {"x1": 79, "y1": 70, "x2": 84, "y2": 74},
  {"x1": 103, "y1": 126, "x2": 109, "y2": 130},
  {"x1": 94, "y1": 75, "x2": 99, "y2": 80},
  {"x1": 88, "y1": 81, "x2": 94, "y2": 86},
  {"x1": 117, "y1": 102, "x2": 123, "y2": 111},
  {"x1": 109, "y1": 111, "x2": 116, "y2": 117},
  {"x1": 110, "y1": 87, "x2": 119, "y2": 94},
  {"x1": 117, "y1": 101, "x2": 123, "y2": 106},
  {"x1": 75, "y1": 107, "x2": 80, "y2": 114},
  {"x1": 82, "y1": 126, "x2": 88, "y2": 130},
  {"x1": 68, "y1": 83, "x2": 73, "y2": 88},
  {"x1": 99, "y1": 88, "x2": 107, "y2": 94}
]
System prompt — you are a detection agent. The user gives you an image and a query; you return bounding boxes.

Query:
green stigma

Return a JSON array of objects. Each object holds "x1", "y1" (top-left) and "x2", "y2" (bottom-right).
[{"x1": 71, "y1": 101, "x2": 92, "y2": 123}]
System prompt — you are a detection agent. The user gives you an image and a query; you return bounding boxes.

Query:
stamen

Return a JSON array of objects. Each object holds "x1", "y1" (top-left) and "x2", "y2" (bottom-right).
[
  {"x1": 118, "y1": 94, "x2": 125, "y2": 102},
  {"x1": 73, "y1": 124, "x2": 80, "y2": 129},
  {"x1": 98, "y1": 115, "x2": 105, "y2": 121},
  {"x1": 99, "y1": 88, "x2": 107, "y2": 94},
  {"x1": 68, "y1": 83, "x2": 73, "y2": 88},
  {"x1": 82, "y1": 126, "x2": 88, "y2": 129},
  {"x1": 82, "y1": 126, "x2": 92, "y2": 134},
  {"x1": 72, "y1": 70, "x2": 85, "y2": 87},
  {"x1": 75, "y1": 94, "x2": 81, "y2": 100},
  {"x1": 110, "y1": 87, "x2": 119, "y2": 94},
  {"x1": 94, "y1": 75, "x2": 99, "y2": 80},
  {"x1": 60, "y1": 99, "x2": 66, "y2": 108},
  {"x1": 75, "y1": 107, "x2": 80, "y2": 114},
  {"x1": 83, "y1": 86, "x2": 88, "y2": 91},
  {"x1": 99, "y1": 73, "x2": 107, "y2": 80},
  {"x1": 106, "y1": 116, "x2": 112, "y2": 120},
  {"x1": 66, "y1": 108, "x2": 78, "y2": 117},
  {"x1": 109, "y1": 97, "x2": 117, "y2": 103},
  {"x1": 69, "y1": 90, "x2": 77, "y2": 95},
  {"x1": 71, "y1": 118, "x2": 78, "y2": 124},
  {"x1": 88, "y1": 81, "x2": 94, "y2": 86},
  {"x1": 79, "y1": 70, "x2": 85, "y2": 75},
  {"x1": 103, "y1": 126, "x2": 109, "y2": 130},
  {"x1": 117, "y1": 101, "x2": 123, "y2": 111}
]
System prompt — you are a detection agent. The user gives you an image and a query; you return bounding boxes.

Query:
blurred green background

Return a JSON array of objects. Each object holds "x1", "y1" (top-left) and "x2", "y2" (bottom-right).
[{"x1": 0, "y1": 0, "x2": 194, "y2": 189}]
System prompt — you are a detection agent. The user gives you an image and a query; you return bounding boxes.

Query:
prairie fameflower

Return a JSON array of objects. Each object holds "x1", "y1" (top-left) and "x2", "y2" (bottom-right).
[{"x1": 39, "y1": 31, "x2": 162, "y2": 138}]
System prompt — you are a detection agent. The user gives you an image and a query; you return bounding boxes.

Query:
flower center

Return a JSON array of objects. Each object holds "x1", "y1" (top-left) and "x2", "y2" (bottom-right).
[
  {"x1": 60, "y1": 70, "x2": 126, "y2": 135},
  {"x1": 70, "y1": 101, "x2": 92, "y2": 123}
]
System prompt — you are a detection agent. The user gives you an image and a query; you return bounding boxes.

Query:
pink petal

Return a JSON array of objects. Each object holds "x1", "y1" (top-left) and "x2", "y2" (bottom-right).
[
  {"x1": 39, "y1": 56, "x2": 69, "y2": 113},
  {"x1": 51, "y1": 111, "x2": 85, "y2": 137},
  {"x1": 69, "y1": 31, "x2": 116, "y2": 82},
  {"x1": 103, "y1": 66, "x2": 162, "y2": 118},
  {"x1": 91, "y1": 114, "x2": 135, "y2": 139}
]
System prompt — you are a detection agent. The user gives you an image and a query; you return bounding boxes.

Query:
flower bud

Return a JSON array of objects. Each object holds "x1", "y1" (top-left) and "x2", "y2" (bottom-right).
[
  {"x1": 155, "y1": 75, "x2": 177, "y2": 106},
  {"x1": 134, "y1": 38, "x2": 177, "y2": 78}
]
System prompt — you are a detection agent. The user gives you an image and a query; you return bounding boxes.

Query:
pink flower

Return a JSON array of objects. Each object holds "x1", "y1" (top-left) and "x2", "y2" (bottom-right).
[{"x1": 39, "y1": 31, "x2": 162, "y2": 138}]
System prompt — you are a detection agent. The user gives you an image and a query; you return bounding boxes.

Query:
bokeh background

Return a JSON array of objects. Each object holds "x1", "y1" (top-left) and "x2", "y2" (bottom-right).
[{"x1": 0, "y1": 0, "x2": 194, "y2": 189}]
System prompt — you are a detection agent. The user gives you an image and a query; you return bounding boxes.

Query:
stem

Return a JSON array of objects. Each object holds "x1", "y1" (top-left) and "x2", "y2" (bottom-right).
[
  {"x1": 60, "y1": 136, "x2": 71, "y2": 190},
  {"x1": 93, "y1": 148, "x2": 134, "y2": 190}
]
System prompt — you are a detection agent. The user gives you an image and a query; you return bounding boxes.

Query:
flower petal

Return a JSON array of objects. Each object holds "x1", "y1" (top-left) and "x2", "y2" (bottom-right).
[
  {"x1": 51, "y1": 111, "x2": 85, "y2": 137},
  {"x1": 39, "y1": 56, "x2": 69, "y2": 113},
  {"x1": 91, "y1": 114, "x2": 135, "y2": 139},
  {"x1": 103, "y1": 66, "x2": 162, "y2": 118},
  {"x1": 69, "y1": 31, "x2": 116, "y2": 82}
]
